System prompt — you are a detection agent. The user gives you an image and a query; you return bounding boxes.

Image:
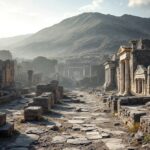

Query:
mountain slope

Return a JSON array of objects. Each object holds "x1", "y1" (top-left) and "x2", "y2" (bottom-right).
[{"x1": 0, "y1": 13, "x2": 150, "y2": 58}]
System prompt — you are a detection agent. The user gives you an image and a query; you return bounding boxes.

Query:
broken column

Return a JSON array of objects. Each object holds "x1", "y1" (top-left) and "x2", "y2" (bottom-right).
[
  {"x1": 24, "y1": 106, "x2": 42, "y2": 121},
  {"x1": 27, "y1": 70, "x2": 33, "y2": 87}
]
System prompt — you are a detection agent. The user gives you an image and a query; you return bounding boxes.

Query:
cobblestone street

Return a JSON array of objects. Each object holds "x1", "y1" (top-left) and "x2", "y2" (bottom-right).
[{"x1": 0, "y1": 90, "x2": 130, "y2": 150}]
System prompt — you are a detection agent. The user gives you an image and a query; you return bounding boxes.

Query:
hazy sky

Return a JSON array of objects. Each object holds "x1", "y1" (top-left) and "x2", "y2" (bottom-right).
[{"x1": 0, "y1": 0, "x2": 150, "y2": 38}]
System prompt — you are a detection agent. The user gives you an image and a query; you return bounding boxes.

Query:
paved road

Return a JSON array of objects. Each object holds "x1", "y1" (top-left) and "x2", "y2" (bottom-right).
[{"x1": 0, "y1": 90, "x2": 129, "y2": 150}]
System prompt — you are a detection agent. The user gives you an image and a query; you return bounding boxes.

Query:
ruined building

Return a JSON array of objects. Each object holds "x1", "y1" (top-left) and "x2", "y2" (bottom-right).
[
  {"x1": 0, "y1": 60, "x2": 15, "y2": 89},
  {"x1": 104, "y1": 39, "x2": 150, "y2": 96}
]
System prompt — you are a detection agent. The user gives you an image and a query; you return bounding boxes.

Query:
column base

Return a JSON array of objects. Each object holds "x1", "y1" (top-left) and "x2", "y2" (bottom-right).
[
  {"x1": 117, "y1": 92, "x2": 124, "y2": 96},
  {"x1": 123, "y1": 91, "x2": 131, "y2": 96}
]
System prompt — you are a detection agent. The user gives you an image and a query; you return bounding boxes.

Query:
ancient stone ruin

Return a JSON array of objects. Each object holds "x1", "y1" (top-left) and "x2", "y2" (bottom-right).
[
  {"x1": 103, "y1": 39, "x2": 150, "y2": 142},
  {"x1": 24, "y1": 80, "x2": 63, "y2": 121}
]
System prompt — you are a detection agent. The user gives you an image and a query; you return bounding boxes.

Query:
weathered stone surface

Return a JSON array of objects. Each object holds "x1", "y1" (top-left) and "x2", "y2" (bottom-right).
[
  {"x1": 68, "y1": 120, "x2": 84, "y2": 124},
  {"x1": 86, "y1": 131, "x2": 102, "y2": 140},
  {"x1": 25, "y1": 127, "x2": 46, "y2": 135},
  {"x1": 0, "y1": 122, "x2": 14, "y2": 137},
  {"x1": 126, "y1": 147, "x2": 138, "y2": 150},
  {"x1": 72, "y1": 124, "x2": 82, "y2": 131},
  {"x1": 52, "y1": 136, "x2": 67, "y2": 144},
  {"x1": 67, "y1": 137, "x2": 91, "y2": 145},
  {"x1": 81, "y1": 127, "x2": 96, "y2": 132},
  {"x1": 101, "y1": 133, "x2": 111, "y2": 138},
  {"x1": 32, "y1": 95, "x2": 51, "y2": 112},
  {"x1": 24, "y1": 106, "x2": 42, "y2": 121},
  {"x1": 82, "y1": 124, "x2": 96, "y2": 127},
  {"x1": 73, "y1": 116, "x2": 90, "y2": 120},
  {"x1": 134, "y1": 131, "x2": 144, "y2": 142},
  {"x1": 63, "y1": 148, "x2": 80, "y2": 150},
  {"x1": 0, "y1": 112, "x2": 6, "y2": 126},
  {"x1": 102, "y1": 138, "x2": 125, "y2": 150},
  {"x1": 8, "y1": 134, "x2": 39, "y2": 148}
]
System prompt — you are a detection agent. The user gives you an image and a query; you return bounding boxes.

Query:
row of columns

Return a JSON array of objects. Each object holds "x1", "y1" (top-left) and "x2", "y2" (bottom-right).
[{"x1": 119, "y1": 59, "x2": 130, "y2": 95}]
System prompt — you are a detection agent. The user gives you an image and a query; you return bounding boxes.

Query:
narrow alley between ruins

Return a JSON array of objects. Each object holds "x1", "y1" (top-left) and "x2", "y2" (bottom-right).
[{"x1": 0, "y1": 89, "x2": 133, "y2": 150}]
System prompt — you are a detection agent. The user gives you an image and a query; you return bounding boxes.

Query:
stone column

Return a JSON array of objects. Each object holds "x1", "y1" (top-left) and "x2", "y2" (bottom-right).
[
  {"x1": 105, "y1": 69, "x2": 108, "y2": 86},
  {"x1": 135, "y1": 79, "x2": 138, "y2": 93},
  {"x1": 139, "y1": 79, "x2": 142, "y2": 94},
  {"x1": 119, "y1": 61, "x2": 125, "y2": 95},
  {"x1": 147, "y1": 66, "x2": 150, "y2": 95},
  {"x1": 27, "y1": 70, "x2": 33, "y2": 87},
  {"x1": 124, "y1": 59, "x2": 130, "y2": 95},
  {"x1": 117, "y1": 67, "x2": 120, "y2": 93},
  {"x1": 142, "y1": 79, "x2": 145, "y2": 95},
  {"x1": 138, "y1": 79, "x2": 140, "y2": 94}
]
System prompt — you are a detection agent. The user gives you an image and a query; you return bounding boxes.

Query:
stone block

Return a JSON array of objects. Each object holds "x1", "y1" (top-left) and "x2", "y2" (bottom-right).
[
  {"x1": 41, "y1": 92, "x2": 54, "y2": 106},
  {"x1": 24, "y1": 106, "x2": 42, "y2": 121},
  {"x1": 0, "y1": 122, "x2": 14, "y2": 137},
  {"x1": 0, "y1": 112, "x2": 6, "y2": 126},
  {"x1": 33, "y1": 96, "x2": 51, "y2": 112}
]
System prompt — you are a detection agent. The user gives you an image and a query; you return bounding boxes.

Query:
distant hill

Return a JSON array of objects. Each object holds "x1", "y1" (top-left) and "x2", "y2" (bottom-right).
[{"x1": 0, "y1": 13, "x2": 150, "y2": 58}]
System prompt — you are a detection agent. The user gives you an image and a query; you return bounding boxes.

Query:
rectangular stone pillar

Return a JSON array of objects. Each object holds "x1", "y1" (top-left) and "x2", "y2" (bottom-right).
[
  {"x1": 142, "y1": 79, "x2": 145, "y2": 95},
  {"x1": 137, "y1": 79, "x2": 140, "y2": 94},
  {"x1": 119, "y1": 61, "x2": 125, "y2": 94},
  {"x1": 147, "y1": 67, "x2": 150, "y2": 95},
  {"x1": 124, "y1": 59, "x2": 130, "y2": 95}
]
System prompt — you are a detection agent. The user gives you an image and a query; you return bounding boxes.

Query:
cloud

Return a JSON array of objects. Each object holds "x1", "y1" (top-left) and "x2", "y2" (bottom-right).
[
  {"x1": 79, "y1": 0, "x2": 103, "y2": 12},
  {"x1": 128, "y1": 0, "x2": 150, "y2": 7}
]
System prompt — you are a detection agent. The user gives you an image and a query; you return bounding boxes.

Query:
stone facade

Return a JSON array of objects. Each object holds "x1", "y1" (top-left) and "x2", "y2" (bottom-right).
[{"x1": 104, "y1": 39, "x2": 150, "y2": 96}]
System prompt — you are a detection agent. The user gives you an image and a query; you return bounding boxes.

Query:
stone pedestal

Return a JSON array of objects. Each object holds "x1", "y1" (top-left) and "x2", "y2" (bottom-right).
[
  {"x1": 24, "y1": 106, "x2": 42, "y2": 121},
  {"x1": 0, "y1": 112, "x2": 6, "y2": 126}
]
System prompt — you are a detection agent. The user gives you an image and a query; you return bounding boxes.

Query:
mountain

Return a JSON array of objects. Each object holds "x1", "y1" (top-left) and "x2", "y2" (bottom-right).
[
  {"x1": 0, "y1": 13, "x2": 150, "y2": 58},
  {"x1": 0, "y1": 34, "x2": 31, "y2": 49}
]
